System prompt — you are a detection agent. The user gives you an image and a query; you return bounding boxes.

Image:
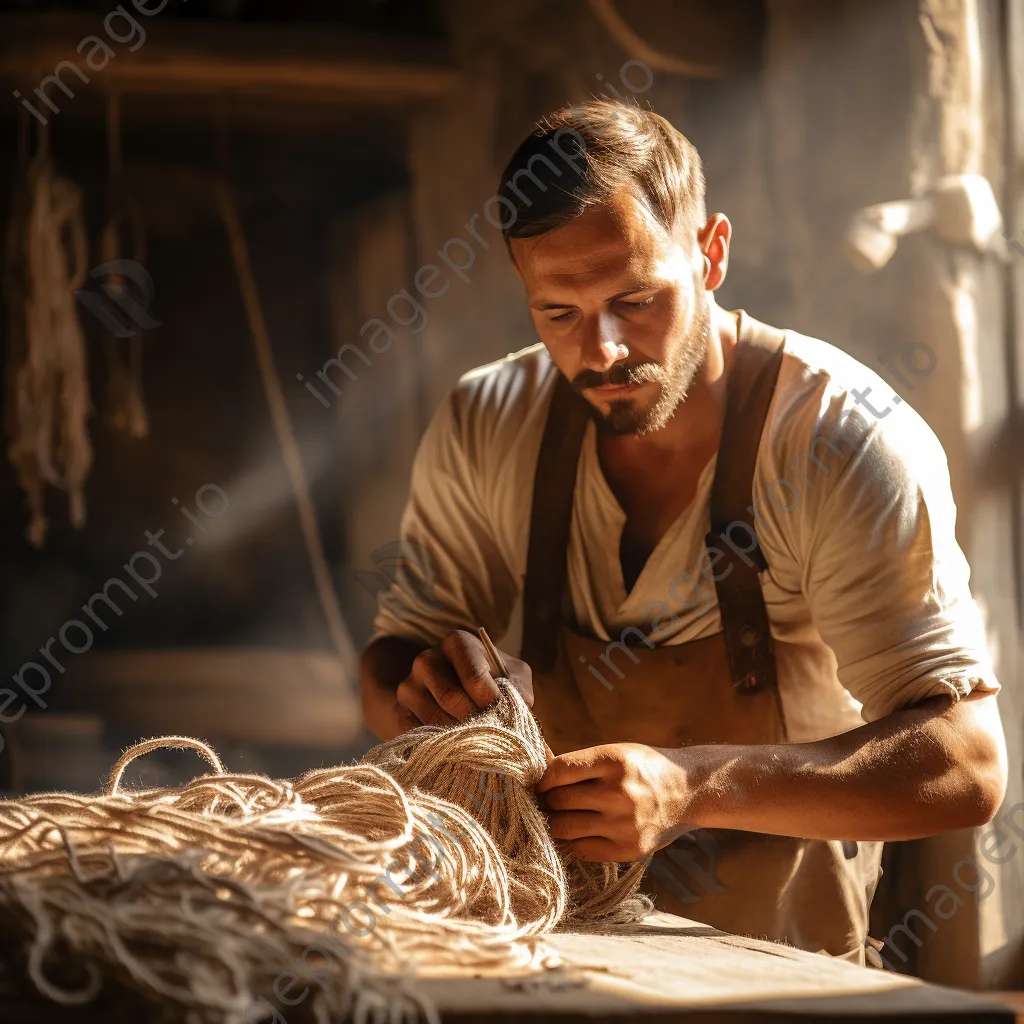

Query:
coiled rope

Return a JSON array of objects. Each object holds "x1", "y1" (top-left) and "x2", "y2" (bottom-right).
[{"x1": 0, "y1": 684, "x2": 649, "y2": 1022}]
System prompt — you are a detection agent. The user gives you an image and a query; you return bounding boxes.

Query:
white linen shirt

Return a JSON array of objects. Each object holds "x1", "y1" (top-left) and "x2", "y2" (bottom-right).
[{"x1": 371, "y1": 328, "x2": 999, "y2": 742}]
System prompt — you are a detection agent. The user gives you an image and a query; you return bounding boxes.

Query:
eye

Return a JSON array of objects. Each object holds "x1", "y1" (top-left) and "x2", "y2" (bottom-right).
[
  {"x1": 619, "y1": 296, "x2": 655, "y2": 311},
  {"x1": 548, "y1": 309, "x2": 577, "y2": 323}
]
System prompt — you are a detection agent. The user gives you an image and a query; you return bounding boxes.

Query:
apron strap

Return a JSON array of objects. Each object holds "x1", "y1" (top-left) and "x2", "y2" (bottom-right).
[
  {"x1": 521, "y1": 311, "x2": 786, "y2": 691},
  {"x1": 707, "y1": 311, "x2": 786, "y2": 695},
  {"x1": 521, "y1": 373, "x2": 591, "y2": 674}
]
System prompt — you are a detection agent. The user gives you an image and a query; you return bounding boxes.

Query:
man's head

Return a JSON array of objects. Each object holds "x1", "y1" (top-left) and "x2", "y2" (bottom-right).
[{"x1": 497, "y1": 101, "x2": 729, "y2": 436}]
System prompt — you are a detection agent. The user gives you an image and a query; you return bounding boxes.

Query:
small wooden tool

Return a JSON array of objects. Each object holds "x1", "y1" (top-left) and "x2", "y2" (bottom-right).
[
  {"x1": 476, "y1": 627, "x2": 554, "y2": 764},
  {"x1": 476, "y1": 626, "x2": 510, "y2": 680}
]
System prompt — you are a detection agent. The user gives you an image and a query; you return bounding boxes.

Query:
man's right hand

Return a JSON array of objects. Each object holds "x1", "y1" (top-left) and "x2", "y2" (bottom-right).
[{"x1": 394, "y1": 629, "x2": 533, "y2": 730}]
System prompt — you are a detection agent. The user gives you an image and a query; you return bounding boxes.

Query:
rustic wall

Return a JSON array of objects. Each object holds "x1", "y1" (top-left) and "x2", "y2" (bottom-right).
[
  {"x1": 0, "y1": 94, "x2": 405, "y2": 767},
  {"x1": 762, "y1": 0, "x2": 1023, "y2": 988}
]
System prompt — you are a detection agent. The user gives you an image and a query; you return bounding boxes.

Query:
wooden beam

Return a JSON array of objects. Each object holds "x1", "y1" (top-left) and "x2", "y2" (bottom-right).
[{"x1": 0, "y1": 13, "x2": 458, "y2": 104}]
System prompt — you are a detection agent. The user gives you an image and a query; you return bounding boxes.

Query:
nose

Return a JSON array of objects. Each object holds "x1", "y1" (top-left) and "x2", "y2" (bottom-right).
[{"x1": 582, "y1": 311, "x2": 626, "y2": 372}]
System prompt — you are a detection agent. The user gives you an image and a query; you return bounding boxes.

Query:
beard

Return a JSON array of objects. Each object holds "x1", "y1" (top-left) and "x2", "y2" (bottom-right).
[{"x1": 572, "y1": 295, "x2": 711, "y2": 437}]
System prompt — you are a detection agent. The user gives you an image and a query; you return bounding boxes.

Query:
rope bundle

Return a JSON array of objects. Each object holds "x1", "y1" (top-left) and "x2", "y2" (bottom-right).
[
  {"x1": 0, "y1": 684, "x2": 649, "y2": 1022},
  {"x1": 3, "y1": 137, "x2": 93, "y2": 548}
]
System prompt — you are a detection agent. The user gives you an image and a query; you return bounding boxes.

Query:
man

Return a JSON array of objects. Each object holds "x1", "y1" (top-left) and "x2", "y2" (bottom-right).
[{"x1": 360, "y1": 101, "x2": 1006, "y2": 963}]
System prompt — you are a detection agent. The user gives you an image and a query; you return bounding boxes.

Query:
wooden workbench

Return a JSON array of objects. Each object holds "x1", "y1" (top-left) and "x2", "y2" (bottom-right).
[
  {"x1": 2, "y1": 912, "x2": 1018, "y2": 1022},
  {"x1": 413, "y1": 913, "x2": 1018, "y2": 1022}
]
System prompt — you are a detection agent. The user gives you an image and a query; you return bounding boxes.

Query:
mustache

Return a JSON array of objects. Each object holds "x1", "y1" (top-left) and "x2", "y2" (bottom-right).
[{"x1": 572, "y1": 360, "x2": 662, "y2": 392}]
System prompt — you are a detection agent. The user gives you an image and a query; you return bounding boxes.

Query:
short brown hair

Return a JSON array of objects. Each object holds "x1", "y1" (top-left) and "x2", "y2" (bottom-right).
[{"x1": 496, "y1": 100, "x2": 706, "y2": 250}]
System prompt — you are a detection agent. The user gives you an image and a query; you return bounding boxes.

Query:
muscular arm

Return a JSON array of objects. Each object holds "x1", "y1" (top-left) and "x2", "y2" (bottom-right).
[
  {"x1": 679, "y1": 690, "x2": 1006, "y2": 840},
  {"x1": 640, "y1": 374, "x2": 1008, "y2": 846},
  {"x1": 541, "y1": 690, "x2": 1007, "y2": 861},
  {"x1": 362, "y1": 382, "x2": 528, "y2": 741}
]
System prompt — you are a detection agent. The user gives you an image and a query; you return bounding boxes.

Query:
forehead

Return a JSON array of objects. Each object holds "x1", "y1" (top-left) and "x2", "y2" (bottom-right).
[{"x1": 510, "y1": 190, "x2": 690, "y2": 289}]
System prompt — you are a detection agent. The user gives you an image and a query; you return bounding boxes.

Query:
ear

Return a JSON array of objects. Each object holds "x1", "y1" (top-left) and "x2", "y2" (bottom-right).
[{"x1": 697, "y1": 213, "x2": 732, "y2": 292}]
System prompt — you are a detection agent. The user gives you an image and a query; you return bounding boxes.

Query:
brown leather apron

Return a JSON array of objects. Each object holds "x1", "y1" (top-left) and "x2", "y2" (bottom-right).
[{"x1": 521, "y1": 311, "x2": 883, "y2": 964}]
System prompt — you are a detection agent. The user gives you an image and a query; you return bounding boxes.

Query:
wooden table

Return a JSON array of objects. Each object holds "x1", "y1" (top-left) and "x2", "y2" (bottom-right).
[
  {"x1": 3, "y1": 913, "x2": 1018, "y2": 1022},
  {"x1": 414, "y1": 913, "x2": 1019, "y2": 1022}
]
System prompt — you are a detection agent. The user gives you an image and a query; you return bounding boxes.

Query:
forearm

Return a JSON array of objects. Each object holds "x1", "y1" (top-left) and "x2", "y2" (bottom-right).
[
  {"x1": 667, "y1": 691, "x2": 1006, "y2": 841},
  {"x1": 360, "y1": 635, "x2": 428, "y2": 741}
]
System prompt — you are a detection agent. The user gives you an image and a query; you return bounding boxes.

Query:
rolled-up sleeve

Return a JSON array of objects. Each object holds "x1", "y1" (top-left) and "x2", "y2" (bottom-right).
[
  {"x1": 801, "y1": 401, "x2": 999, "y2": 723},
  {"x1": 370, "y1": 393, "x2": 517, "y2": 648}
]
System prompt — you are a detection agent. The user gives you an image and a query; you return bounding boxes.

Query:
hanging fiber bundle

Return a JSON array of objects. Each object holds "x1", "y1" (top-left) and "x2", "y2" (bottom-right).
[
  {"x1": 3, "y1": 137, "x2": 93, "y2": 548},
  {"x1": 0, "y1": 684, "x2": 649, "y2": 1023}
]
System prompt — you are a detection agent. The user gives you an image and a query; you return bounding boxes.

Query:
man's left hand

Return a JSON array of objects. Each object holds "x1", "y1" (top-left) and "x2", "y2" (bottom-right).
[{"x1": 537, "y1": 743, "x2": 695, "y2": 862}]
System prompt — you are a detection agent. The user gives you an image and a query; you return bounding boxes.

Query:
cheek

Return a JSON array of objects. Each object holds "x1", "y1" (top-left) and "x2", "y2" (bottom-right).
[
  {"x1": 665, "y1": 287, "x2": 693, "y2": 328},
  {"x1": 633, "y1": 303, "x2": 681, "y2": 362},
  {"x1": 661, "y1": 290, "x2": 701, "y2": 347},
  {"x1": 532, "y1": 320, "x2": 578, "y2": 377}
]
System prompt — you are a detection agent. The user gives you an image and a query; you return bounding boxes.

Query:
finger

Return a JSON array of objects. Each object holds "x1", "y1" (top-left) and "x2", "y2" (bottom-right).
[
  {"x1": 546, "y1": 809, "x2": 605, "y2": 842},
  {"x1": 537, "y1": 748, "x2": 616, "y2": 793},
  {"x1": 409, "y1": 649, "x2": 476, "y2": 720},
  {"x1": 442, "y1": 631, "x2": 502, "y2": 708},
  {"x1": 540, "y1": 780, "x2": 608, "y2": 812},
  {"x1": 396, "y1": 679, "x2": 457, "y2": 729},
  {"x1": 394, "y1": 702, "x2": 422, "y2": 733},
  {"x1": 514, "y1": 680, "x2": 535, "y2": 707},
  {"x1": 425, "y1": 671, "x2": 481, "y2": 721},
  {"x1": 502, "y1": 653, "x2": 534, "y2": 707},
  {"x1": 417, "y1": 653, "x2": 479, "y2": 721}
]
